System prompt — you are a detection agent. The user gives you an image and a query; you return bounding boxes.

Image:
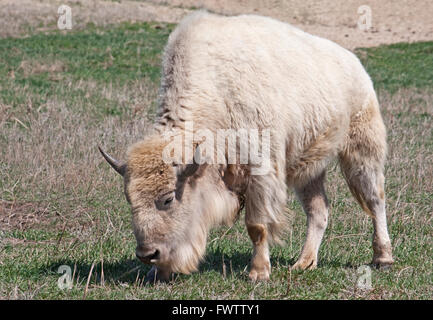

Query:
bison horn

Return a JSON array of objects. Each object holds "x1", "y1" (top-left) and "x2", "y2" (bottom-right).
[
  {"x1": 175, "y1": 145, "x2": 202, "y2": 200},
  {"x1": 181, "y1": 145, "x2": 202, "y2": 178},
  {"x1": 181, "y1": 146, "x2": 201, "y2": 177},
  {"x1": 98, "y1": 146, "x2": 126, "y2": 176}
]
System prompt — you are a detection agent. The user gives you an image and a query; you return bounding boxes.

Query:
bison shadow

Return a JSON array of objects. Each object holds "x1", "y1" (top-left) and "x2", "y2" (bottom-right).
[
  {"x1": 42, "y1": 250, "x2": 295, "y2": 285},
  {"x1": 42, "y1": 248, "x2": 360, "y2": 286},
  {"x1": 43, "y1": 258, "x2": 151, "y2": 286}
]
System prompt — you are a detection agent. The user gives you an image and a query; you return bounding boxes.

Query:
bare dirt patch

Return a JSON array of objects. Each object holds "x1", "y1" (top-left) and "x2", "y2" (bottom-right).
[
  {"x1": 1, "y1": 0, "x2": 432, "y2": 49},
  {"x1": 0, "y1": 200, "x2": 94, "y2": 233},
  {"x1": 153, "y1": 0, "x2": 433, "y2": 49},
  {"x1": 17, "y1": 59, "x2": 66, "y2": 77},
  {"x1": 0, "y1": 200, "x2": 54, "y2": 231},
  {"x1": 0, "y1": 0, "x2": 188, "y2": 38}
]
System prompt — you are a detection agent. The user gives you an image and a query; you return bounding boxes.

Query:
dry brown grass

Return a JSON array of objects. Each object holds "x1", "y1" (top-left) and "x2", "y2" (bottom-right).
[{"x1": 0, "y1": 79, "x2": 157, "y2": 235}]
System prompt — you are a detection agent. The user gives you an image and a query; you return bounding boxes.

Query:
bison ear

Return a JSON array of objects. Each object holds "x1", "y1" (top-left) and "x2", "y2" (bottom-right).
[
  {"x1": 98, "y1": 146, "x2": 126, "y2": 176},
  {"x1": 175, "y1": 145, "x2": 204, "y2": 200}
]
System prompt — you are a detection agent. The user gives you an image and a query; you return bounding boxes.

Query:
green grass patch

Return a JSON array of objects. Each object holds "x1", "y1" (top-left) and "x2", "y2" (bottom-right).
[
  {"x1": 356, "y1": 41, "x2": 433, "y2": 92},
  {"x1": 0, "y1": 22, "x2": 172, "y2": 84},
  {"x1": 0, "y1": 22, "x2": 172, "y2": 119}
]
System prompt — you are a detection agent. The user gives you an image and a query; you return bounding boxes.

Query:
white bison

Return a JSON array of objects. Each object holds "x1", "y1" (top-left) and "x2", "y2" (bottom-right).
[{"x1": 100, "y1": 11, "x2": 394, "y2": 282}]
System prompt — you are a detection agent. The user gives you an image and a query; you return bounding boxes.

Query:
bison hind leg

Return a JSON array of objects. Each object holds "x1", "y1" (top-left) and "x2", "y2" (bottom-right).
[{"x1": 339, "y1": 97, "x2": 394, "y2": 268}]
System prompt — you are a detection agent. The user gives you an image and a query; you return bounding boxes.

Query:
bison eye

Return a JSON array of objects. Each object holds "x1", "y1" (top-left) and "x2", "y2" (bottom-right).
[{"x1": 155, "y1": 191, "x2": 175, "y2": 211}]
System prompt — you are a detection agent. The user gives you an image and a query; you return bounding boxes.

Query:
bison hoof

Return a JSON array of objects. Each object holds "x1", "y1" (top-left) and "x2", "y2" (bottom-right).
[
  {"x1": 291, "y1": 258, "x2": 317, "y2": 271},
  {"x1": 372, "y1": 257, "x2": 394, "y2": 270},
  {"x1": 248, "y1": 269, "x2": 270, "y2": 282}
]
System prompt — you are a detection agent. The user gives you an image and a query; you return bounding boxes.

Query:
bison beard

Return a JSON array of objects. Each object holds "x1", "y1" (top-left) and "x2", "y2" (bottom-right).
[{"x1": 99, "y1": 11, "x2": 394, "y2": 282}]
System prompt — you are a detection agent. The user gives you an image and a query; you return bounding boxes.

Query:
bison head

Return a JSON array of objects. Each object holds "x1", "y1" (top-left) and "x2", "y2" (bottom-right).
[{"x1": 99, "y1": 135, "x2": 240, "y2": 281}]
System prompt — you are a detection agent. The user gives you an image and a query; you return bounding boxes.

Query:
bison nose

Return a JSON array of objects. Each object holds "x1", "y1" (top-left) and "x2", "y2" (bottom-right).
[{"x1": 136, "y1": 247, "x2": 160, "y2": 263}]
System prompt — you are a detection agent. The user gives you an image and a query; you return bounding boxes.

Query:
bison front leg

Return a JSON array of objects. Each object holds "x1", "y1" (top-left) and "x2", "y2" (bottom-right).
[
  {"x1": 292, "y1": 171, "x2": 329, "y2": 270},
  {"x1": 145, "y1": 265, "x2": 172, "y2": 284},
  {"x1": 244, "y1": 164, "x2": 288, "y2": 281},
  {"x1": 247, "y1": 223, "x2": 271, "y2": 281}
]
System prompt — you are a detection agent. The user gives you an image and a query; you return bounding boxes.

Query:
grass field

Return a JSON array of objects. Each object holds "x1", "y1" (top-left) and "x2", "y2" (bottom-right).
[{"x1": 0, "y1": 21, "x2": 432, "y2": 299}]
